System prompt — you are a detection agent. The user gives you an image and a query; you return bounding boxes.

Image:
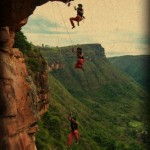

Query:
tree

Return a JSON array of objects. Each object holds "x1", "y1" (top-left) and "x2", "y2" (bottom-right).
[{"x1": 13, "y1": 31, "x2": 31, "y2": 52}]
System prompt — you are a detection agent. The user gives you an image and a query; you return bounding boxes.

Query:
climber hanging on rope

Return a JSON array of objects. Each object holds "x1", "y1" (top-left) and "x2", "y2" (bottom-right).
[
  {"x1": 72, "y1": 47, "x2": 85, "y2": 71},
  {"x1": 70, "y1": 4, "x2": 85, "y2": 29},
  {"x1": 68, "y1": 112, "x2": 79, "y2": 148}
]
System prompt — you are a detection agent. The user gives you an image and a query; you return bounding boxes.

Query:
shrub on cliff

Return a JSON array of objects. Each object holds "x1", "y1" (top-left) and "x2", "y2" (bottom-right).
[{"x1": 13, "y1": 31, "x2": 32, "y2": 53}]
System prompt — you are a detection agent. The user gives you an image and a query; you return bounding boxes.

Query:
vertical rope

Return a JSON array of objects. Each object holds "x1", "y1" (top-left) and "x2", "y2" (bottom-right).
[
  {"x1": 51, "y1": 2, "x2": 63, "y2": 55},
  {"x1": 56, "y1": 2, "x2": 74, "y2": 49},
  {"x1": 51, "y1": 3, "x2": 59, "y2": 48}
]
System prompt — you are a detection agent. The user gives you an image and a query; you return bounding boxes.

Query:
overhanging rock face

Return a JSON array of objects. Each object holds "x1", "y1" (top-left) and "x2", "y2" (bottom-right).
[
  {"x1": 0, "y1": 0, "x2": 70, "y2": 30},
  {"x1": 0, "y1": 0, "x2": 72, "y2": 149}
]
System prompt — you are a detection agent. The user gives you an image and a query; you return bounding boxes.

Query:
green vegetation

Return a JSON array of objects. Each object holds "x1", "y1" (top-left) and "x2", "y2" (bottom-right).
[
  {"x1": 13, "y1": 31, "x2": 47, "y2": 74},
  {"x1": 39, "y1": 45, "x2": 148, "y2": 150},
  {"x1": 108, "y1": 55, "x2": 150, "y2": 91},
  {"x1": 14, "y1": 31, "x2": 148, "y2": 149},
  {"x1": 14, "y1": 31, "x2": 32, "y2": 53}
]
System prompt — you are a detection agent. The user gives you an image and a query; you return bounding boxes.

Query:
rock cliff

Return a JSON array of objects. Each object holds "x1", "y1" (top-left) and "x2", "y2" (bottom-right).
[
  {"x1": 0, "y1": 0, "x2": 72, "y2": 149},
  {"x1": 0, "y1": 38, "x2": 49, "y2": 149}
]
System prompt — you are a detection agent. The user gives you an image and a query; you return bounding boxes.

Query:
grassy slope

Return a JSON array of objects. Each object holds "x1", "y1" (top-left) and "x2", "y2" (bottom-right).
[
  {"x1": 37, "y1": 74, "x2": 145, "y2": 150},
  {"x1": 108, "y1": 55, "x2": 150, "y2": 90},
  {"x1": 37, "y1": 44, "x2": 147, "y2": 150},
  {"x1": 36, "y1": 74, "x2": 100, "y2": 150}
]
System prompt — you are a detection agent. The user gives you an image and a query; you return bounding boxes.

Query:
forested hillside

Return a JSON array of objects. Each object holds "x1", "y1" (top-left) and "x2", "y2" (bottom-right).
[
  {"x1": 14, "y1": 32, "x2": 148, "y2": 149},
  {"x1": 39, "y1": 44, "x2": 148, "y2": 150},
  {"x1": 108, "y1": 55, "x2": 150, "y2": 90}
]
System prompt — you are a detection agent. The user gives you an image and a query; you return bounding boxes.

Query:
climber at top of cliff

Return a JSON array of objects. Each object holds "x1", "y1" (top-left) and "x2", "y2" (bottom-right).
[
  {"x1": 72, "y1": 47, "x2": 85, "y2": 71},
  {"x1": 69, "y1": 4, "x2": 85, "y2": 29}
]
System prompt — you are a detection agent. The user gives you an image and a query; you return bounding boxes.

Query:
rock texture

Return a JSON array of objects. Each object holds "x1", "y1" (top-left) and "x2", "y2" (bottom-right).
[
  {"x1": 0, "y1": 0, "x2": 72, "y2": 149},
  {"x1": 48, "y1": 63, "x2": 65, "y2": 71},
  {"x1": 0, "y1": 0, "x2": 71, "y2": 30},
  {"x1": 0, "y1": 48, "x2": 39, "y2": 149}
]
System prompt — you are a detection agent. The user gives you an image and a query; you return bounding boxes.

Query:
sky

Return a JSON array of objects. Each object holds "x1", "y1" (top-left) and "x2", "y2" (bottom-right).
[{"x1": 22, "y1": 0, "x2": 149, "y2": 57}]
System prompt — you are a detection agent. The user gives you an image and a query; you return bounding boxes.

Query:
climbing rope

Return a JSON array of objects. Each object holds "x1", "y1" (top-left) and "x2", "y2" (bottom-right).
[
  {"x1": 51, "y1": 3, "x2": 60, "y2": 47},
  {"x1": 56, "y1": 2, "x2": 74, "y2": 49},
  {"x1": 50, "y1": 2, "x2": 65, "y2": 56}
]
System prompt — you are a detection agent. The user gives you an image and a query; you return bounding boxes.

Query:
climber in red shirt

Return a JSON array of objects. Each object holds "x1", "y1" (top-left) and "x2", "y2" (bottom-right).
[
  {"x1": 70, "y1": 4, "x2": 85, "y2": 29},
  {"x1": 73, "y1": 47, "x2": 85, "y2": 71},
  {"x1": 68, "y1": 113, "x2": 79, "y2": 148}
]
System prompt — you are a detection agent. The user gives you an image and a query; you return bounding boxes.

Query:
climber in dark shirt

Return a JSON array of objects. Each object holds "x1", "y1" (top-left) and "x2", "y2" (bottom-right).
[
  {"x1": 73, "y1": 47, "x2": 84, "y2": 71},
  {"x1": 68, "y1": 113, "x2": 79, "y2": 148},
  {"x1": 69, "y1": 4, "x2": 85, "y2": 29}
]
